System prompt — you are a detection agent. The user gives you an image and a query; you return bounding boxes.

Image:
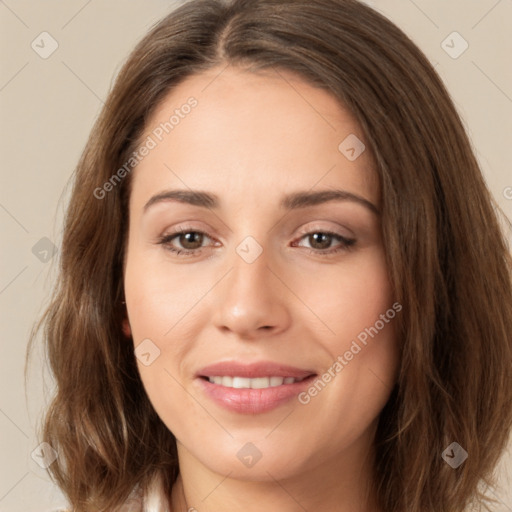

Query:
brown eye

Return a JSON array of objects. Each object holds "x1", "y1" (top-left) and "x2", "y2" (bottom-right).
[
  {"x1": 158, "y1": 230, "x2": 213, "y2": 256},
  {"x1": 176, "y1": 231, "x2": 204, "y2": 250},
  {"x1": 308, "y1": 232, "x2": 334, "y2": 250},
  {"x1": 293, "y1": 230, "x2": 356, "y2": 255}
]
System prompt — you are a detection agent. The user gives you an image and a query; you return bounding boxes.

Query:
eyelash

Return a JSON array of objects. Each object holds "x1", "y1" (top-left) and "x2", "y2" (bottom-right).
[{"x1": 157, "y1": 227, "x2": 356, "y2": 257}]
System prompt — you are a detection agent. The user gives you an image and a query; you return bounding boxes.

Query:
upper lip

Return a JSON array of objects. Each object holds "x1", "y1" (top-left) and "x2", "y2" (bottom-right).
[{"x1": 197, "y1": 361, "x2": 316, "y2": 379}]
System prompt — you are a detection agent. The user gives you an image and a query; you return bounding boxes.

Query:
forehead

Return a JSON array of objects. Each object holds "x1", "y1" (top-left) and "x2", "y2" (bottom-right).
[{"x1": 130, "y1": 65, "x2": 378, "y2": 211}]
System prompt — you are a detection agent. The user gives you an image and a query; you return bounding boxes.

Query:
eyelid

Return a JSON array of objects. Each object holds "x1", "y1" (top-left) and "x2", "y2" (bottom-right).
[
  {"x1": 295, "y1": 221, "x2": 355, "y2": 240},
  {"x1": 158, "y1": 223, "x2": 216, "y2": 241}
]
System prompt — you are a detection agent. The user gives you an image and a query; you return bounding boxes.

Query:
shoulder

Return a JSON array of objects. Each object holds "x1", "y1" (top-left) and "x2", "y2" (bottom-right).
[
  {"x1": 49, "y1": 494, "x2": 143, "y2": 511},
  {"x1": 50, "y1": 505, "x2": 142, "y2": 512}
]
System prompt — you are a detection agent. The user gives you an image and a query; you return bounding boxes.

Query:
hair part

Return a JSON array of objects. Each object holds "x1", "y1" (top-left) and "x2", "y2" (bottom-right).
[{"x1": 29, "y1": 0, "x2": 512, "y2": 510}]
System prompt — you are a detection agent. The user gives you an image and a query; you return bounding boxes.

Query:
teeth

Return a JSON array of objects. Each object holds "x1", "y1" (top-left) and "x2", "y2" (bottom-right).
[
  {"x1": 250, "y1": 377, "x2": 271, "y2": 389},
  {"x1": 232, "y1": 377, "x2": 251, "y2": 388},
  {"x1": 221, "y1": 376, "x2": 233, "y2": 387},
  {"x1": 207, "y1": 376, "x2": 305, "y2": 388},
  {"x1": 270, "y1": 376, "x2": 284, "y2": 387}
]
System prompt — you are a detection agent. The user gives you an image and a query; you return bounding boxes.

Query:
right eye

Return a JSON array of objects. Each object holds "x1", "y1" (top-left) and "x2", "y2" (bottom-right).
[{"x1": 157, "y1": 229, "x2": 215, "y2": 256}]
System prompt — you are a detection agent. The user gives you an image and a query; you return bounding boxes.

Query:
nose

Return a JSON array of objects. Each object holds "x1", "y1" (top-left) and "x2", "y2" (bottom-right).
[{"x1": 211, "y1": 243, "x2": 292, "y2": 340}]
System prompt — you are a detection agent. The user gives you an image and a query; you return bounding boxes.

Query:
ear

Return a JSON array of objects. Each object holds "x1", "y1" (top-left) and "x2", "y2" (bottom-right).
[{"x1": 122, "y1": 315, "x2": 132, "y2": 338}]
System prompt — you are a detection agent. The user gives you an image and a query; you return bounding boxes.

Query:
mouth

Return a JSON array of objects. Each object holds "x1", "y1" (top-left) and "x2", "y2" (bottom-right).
[
  {"x1": 201, "y1": 375, "x2": 310, "y2": 388},
  {"x1": 195, "y1": 361, "x2": 317, "y2": 414}
]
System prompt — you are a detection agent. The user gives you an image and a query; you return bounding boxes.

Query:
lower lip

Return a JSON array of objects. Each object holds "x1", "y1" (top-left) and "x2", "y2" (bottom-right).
[{"x1": 196, "y1": 376, "x2": 316, "y2": 414}]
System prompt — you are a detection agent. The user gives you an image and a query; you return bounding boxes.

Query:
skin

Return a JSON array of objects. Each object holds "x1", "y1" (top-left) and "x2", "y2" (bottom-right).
[{"x1": 123, "y1": 65, "x2": 399, "y2": 512}]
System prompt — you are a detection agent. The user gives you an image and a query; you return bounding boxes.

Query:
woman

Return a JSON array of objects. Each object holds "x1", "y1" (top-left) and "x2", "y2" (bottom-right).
[{"x1": 31, "y1": 0, "x2": 512, "y2": 510}]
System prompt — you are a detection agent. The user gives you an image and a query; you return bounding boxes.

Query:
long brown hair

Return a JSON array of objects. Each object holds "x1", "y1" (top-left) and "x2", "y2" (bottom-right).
[{"x1": 28, "y1": 0, "x2": 512, "y2": 510}]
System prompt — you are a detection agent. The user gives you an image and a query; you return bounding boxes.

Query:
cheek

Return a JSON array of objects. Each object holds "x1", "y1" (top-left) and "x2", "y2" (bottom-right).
[
  {"x1": 294, "y1": 248, "x2": 394, "y2": 351},
  {"x1": 124, "y1": 251, "x2": 200, "y2": 430},
  {"x1": 124, "y1": 247, "x2": 205, "y2": 338},
  {"x1": 292, "y1": 247, "x2": 399, "y2": 418}
]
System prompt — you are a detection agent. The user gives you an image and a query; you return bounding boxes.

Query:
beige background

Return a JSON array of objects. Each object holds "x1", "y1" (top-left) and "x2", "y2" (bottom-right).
[{"x1": 1, "y1": 1, "x2": 511, "y2": 511}]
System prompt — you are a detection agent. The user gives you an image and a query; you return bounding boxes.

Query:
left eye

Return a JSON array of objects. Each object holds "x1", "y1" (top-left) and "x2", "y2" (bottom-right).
[
  {"x1": 157, "y1": 230, "x2": 356, "y2": 256},
  {"x1": 294, "y1": 231, "x2": 356, "y2": 253}
]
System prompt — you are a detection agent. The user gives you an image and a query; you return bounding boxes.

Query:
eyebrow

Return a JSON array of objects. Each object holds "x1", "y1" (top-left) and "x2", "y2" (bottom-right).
[{"x1": 143, "y1": 188, "x2": 379, "y2": 215}]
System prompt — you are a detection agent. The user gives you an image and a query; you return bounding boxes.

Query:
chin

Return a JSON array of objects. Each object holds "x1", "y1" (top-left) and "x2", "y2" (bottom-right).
[{"x1": 177, "y1": 431, "x2": 314, "y2": 481}]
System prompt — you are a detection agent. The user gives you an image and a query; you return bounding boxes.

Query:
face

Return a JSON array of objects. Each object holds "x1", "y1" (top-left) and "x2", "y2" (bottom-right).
[{"x1": 123, "y1": 65, "x2": 399, "y2": 481}]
